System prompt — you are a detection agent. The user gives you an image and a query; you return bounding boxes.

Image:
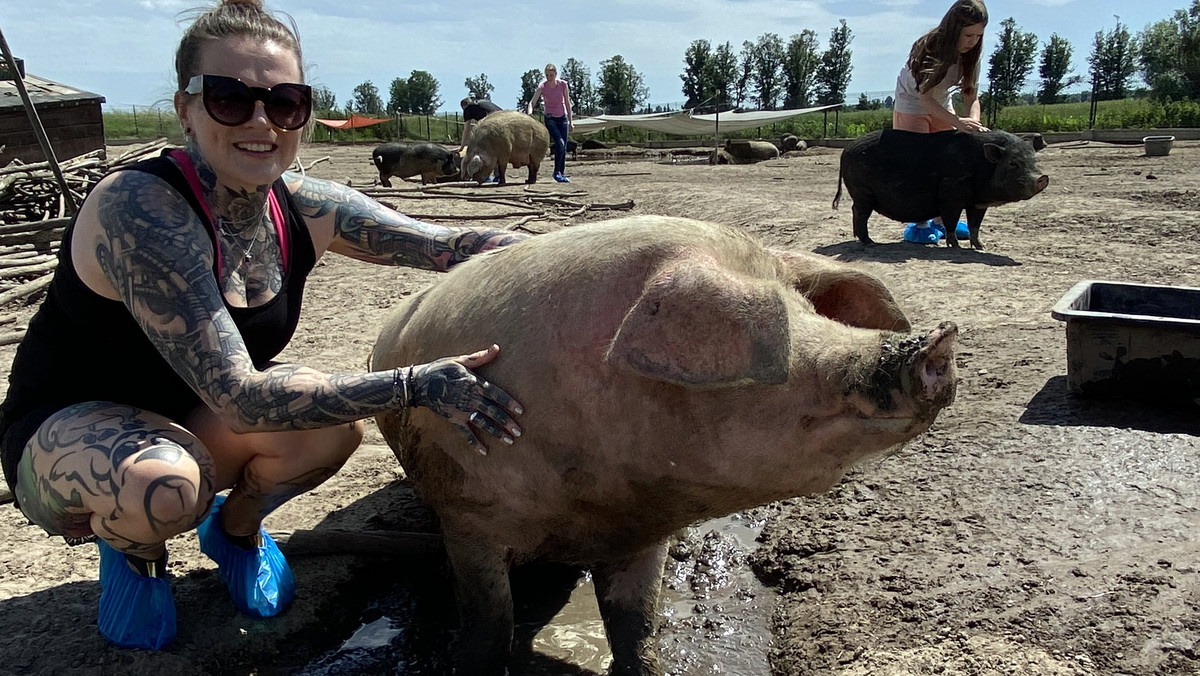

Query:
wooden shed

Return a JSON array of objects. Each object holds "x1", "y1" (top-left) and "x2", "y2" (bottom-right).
[{"x1": 0, "y1": 61, "x2": 106, "y2": 166}]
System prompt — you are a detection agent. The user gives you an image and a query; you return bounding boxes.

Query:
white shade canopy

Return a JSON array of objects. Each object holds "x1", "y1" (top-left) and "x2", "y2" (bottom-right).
[{"x1": 571, "y1": 103, "x2": 843, "y2": 136}]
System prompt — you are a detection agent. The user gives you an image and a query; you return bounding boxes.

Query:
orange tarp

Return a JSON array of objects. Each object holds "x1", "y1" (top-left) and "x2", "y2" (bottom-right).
[{"x1": 314, "y1": 113, "x2": 392, "y2": 129}]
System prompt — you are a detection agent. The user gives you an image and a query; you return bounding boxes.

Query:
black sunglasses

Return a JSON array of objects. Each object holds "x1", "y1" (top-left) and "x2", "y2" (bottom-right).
[{"x1": 185, "y1": 74, "x2": 312, "y2": 131}]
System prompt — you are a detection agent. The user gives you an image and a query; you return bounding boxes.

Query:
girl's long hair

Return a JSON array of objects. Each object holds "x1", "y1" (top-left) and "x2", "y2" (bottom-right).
[{"x1": 906, "y1": 0, "x2": 988, "y2": 97}]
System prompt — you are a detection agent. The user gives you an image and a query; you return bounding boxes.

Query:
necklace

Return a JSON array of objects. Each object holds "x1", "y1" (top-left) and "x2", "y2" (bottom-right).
[{"x1": 216, "y1": 202, "x2": 269, "y2": 264}]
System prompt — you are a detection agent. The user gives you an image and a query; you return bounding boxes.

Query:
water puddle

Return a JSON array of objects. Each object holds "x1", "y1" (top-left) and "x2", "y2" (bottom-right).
[{"x1": 300, "y1": 511, "x2": 775, "y2": 675}]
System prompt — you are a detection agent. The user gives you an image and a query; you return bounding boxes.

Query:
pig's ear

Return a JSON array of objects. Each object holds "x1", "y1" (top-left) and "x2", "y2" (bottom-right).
[
  {"x1": 606, "y1": 260, "x2": 791, "y2": 387},
  {"x1": 773, "y1": 250, "x2": 911, "y2": 332},
  {"x1": 983, "y1": 142, "x2": 1004, "y2": 163}
]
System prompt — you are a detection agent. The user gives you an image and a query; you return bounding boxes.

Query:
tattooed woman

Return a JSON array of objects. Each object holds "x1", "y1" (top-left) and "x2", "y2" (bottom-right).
[{"x1": 0, "y1": 0, "x2": 525, "y2": 650}]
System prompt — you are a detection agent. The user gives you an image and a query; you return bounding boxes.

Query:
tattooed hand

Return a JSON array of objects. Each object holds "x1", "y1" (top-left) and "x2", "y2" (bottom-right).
[
  {"x1": 409, "y1": 344, "x2": 523, "y2": 455},
  {"x1": 473, "y1": 230, "x2": 531, "y2": 253}
]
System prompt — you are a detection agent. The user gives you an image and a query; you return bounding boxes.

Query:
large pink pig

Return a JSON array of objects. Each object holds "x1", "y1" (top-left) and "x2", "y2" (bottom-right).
[{"x1": 370, "y1": 215, "x2": 957, "y2": 675}]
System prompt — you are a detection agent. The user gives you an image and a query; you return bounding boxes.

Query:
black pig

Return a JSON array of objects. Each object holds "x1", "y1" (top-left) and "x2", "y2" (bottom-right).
[
  {"x1": 371, "y1": 142, "x2": 459, "y2": 186},
  {"x1": 832, "y1": 129, "x2": 1049, "y2": 248}
]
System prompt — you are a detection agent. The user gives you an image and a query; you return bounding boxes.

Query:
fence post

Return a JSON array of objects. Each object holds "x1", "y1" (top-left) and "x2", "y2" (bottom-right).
[{"x1": 133, "y1": 105, "x2": 140, "y2": 137}]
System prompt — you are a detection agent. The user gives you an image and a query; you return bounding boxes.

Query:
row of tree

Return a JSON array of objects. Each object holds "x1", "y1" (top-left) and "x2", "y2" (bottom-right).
[
  {"x1": 679, "y1": 21, "x2": 853, "y2": 111},
  {"x1": 983, "y1": 0, "x2": 1200, "y2": 112},
  {"x1": 321, "y1": 1, "x2": 1200, "y2": 120}
]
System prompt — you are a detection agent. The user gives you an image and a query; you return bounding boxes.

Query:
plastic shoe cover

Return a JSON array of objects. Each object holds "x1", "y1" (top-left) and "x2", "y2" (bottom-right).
[
  {"x1": 903, "y1": 221, "x2": 940, "y2": 244},
  {"x1": 198, "y1": 494, "x2": 296, "y2": 618},
  {"x1": 97, "y1": 540, "x2": 176, "y2": 650},
  {"x1": 930, "y1": 220, "x2": 971, "y2": 240},
  {"x1": 554, "y1": 173, "x2": 570, "y2": 183}
]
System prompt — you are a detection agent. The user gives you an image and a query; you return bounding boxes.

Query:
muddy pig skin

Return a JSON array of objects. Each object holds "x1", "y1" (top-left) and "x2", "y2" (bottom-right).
[
  {"x1": 370, "y1": 215, "x2": 957, "y2": 675},
  {"x1": 371, "y1": 142, "x2": 458, "y2": 186},
  {"x1": 461, "y1": 110, "x2": 551, "y2": 185},
  {"x1": 832, "y1": 128, "x2": 1049, "y2": 248}
]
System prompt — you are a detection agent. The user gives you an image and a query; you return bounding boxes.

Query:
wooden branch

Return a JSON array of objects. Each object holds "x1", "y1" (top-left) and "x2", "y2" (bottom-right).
[
  {"x1": 0, "y1": 254, "x2": 54, "y2": 269},
  {"x1": 0, "y1": 314, "x2": 16, "y2": 325},
  {"x1": 293, "y1": 155, "x2": 331, "y2": 175},
  {"x1": 111, "y1": 138, "x2": 171, "y2": 166},
  {"x1": 0, "y1": 258, "x2": 56, "y2": 279},
  {"x1": 402, "y1": 210, "x2": 544, "y2": 220},
  {"x1": 0, "y1": 328, "x2": 25, "y2": 346},
  {"x1": 0, "y1": 227, "x2": 64, "y2": 247},
  {"x1": 0, "y1": 273, "x2": 52, "y2": 306}
]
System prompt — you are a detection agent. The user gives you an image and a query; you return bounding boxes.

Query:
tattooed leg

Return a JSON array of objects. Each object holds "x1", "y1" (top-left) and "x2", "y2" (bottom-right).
[
  {"x1": 14, "y1": 402, "x2": 215, "y2": 560},
  {"x1": 184, "y1": 403, "x2": 364, "y2": 537}
]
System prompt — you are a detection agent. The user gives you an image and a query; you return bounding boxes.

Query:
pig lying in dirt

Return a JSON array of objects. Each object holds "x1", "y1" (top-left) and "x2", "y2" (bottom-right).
[
  {"x1": 371, "y1": 142, "x2": 459, "y2": 186},
  {"x1": 371, "y1": 215, "x2": 958, "y2": 675},
  {"x1": 461, "y1": 110, "x2": 551, "y2": 185},
  {"x1": 833, "y1": 128, "x2": 1049, "y2": 248}
]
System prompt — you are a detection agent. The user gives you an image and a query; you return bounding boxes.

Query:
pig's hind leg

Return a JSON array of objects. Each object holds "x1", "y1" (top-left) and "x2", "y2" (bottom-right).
[
  {"x1": 592, "y1": 542, "x2": 670, "y2": 676},
  {"x1": 965, "y1": 206, "x2": 987, "y2": 249},
  {"x1": 851, "y1": 202, "x2": 876, "y2": 245}
]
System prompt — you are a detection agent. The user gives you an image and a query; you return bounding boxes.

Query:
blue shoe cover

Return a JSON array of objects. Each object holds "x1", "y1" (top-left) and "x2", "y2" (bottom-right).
[
  {"x1": 903, "y1": 221, "x2": 940, "y2": 243},
  {"x1": 198, "y1": 494, "x2": 296, "y2": 618},
  {"x1": 97, "y1": 540, "x2": 176, "y2": 650},
  {"x1": 929, "y1": 220, "x2": 971, "y2": 239}
]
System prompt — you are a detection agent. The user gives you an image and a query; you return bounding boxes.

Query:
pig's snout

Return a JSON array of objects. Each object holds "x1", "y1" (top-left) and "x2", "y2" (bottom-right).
[
  {"x1": 909, "y1": 321, "x2": 958, "y2": 410},
  {"x1": 1034, "y1": 174, "x2": 1049, "y2": 194}
]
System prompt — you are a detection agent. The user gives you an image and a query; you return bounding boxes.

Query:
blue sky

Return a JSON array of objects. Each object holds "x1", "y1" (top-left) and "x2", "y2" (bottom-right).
[{"x1": 0, "y1": 0, "x2": 1179, "y2": 112}]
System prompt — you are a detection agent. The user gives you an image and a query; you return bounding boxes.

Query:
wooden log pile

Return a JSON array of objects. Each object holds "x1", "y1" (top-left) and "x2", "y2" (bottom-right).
[{"x1": 0, "y1": 138, "x2": 172, "y2": 334}]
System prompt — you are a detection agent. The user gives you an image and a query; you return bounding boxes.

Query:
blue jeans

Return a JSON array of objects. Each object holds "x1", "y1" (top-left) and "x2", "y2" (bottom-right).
[{"x1": 544, "y1": 114, "x2": 569, "y2": 175}]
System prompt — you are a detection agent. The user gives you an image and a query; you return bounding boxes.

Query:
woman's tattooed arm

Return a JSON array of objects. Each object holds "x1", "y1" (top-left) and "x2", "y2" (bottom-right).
[
  {"x1": 91, "y1": 171, "x2": 407, "y2": 432},
  {"x1": 286, "y1": 172, "x2": 528, "y2": 271}
]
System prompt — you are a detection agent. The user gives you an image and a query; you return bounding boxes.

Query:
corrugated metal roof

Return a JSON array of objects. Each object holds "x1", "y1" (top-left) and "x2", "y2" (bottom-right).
[{"x1": 0, "y1": 73, "x2": 105, "y2": 110}]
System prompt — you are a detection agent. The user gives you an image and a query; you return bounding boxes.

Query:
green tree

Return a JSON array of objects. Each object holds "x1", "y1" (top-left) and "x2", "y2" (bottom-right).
[
  {"x1": 1038, "y1": 34, "x2": 1082, "y2": 104},
  {"x1": 986, "y1": 17, "x2": 1039, "y2": 108},
  {"x1": 681, "y1": 39, "x2": 714, "y2": 107},
  {"x1": 1088, "y1": 21, "x2": 1138, "y2": 101},
  {"x1": 735, "y1": 41, "x2": 755, "y2": 107},
  {"x1": 1139, "y1": 2, "x2": 1200, "y2": 100},
  {"x1": 464, "y1": 73, "x2": 494, "y2": 100},
  {"x1": 782, "y1": 30, "x2": 820, "y2": 108},
  {"x1": 312, "y1": 85, "x2": 337, "y2": 115},
  {"x1": 596, "y1": 55, "x2": 648, "y2": 114},
  {"x1": 406, "y1": 70, "x2": 441, "y2": 115},
  {"x1": 749, "y1": 33, "x2": 785, "y2": 110},
  {"x1": 519, "y1": 68, "x2": 543, "y2": 111},
  {"x1": 388, "y1": 77, "x2": 410, "y2": 114},
  {"x1": 561, "y1": 58, "x2": 596, "y2": 115},
  {"x1": 814, "y1": 20, "x2": 854, "y2": 105},
  {"x1": 707, "y1": 41, "x2": 739, "y2": 108},
  {"x1": 350, "y1": 81, "x2": 384, "y2": 115}
]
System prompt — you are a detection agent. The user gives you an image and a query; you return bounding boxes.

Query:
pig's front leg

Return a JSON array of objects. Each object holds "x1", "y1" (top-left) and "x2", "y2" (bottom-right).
[
  {"x1": 444, "y1": 527, "x2": 514, "y2": 675},
  {"x1": 592, "y1": 542, "x2": 670, "y2": 676}
]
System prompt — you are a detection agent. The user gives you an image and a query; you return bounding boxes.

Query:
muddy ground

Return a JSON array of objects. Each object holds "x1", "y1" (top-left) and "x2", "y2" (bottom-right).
[{"x1": 1, "y1": 137, "x2": 1199, "y2": 676}]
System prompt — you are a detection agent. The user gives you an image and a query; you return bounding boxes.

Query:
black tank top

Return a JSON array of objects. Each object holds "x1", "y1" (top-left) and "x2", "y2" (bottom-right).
[{"x1": 0, "y1": 153, "x2": 317, "y2": 489}]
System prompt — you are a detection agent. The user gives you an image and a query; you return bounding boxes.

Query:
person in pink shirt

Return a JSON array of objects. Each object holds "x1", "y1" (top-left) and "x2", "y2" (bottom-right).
[{"x1": 527, "y1": 63, "x2": 574, "y2": 183}]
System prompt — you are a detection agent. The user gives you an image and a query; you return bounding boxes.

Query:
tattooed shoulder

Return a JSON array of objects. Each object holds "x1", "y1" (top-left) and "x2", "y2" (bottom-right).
[{"x1": 90, "y1": 170, "x2": 220, "y2": 303}]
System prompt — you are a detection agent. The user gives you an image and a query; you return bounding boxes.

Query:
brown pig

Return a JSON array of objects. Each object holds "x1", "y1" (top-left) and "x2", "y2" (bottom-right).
[
  {"x1": 460, "y1": 110, "x2": 551, "y2": 185},
  {"x1": 370, "y1": 215, "x2": 957, "y2": 675}
]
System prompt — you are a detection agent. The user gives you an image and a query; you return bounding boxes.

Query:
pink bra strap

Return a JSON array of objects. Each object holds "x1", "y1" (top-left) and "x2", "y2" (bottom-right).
[{"x1": 168, "y1": 149, "x2": 289, "y2": 272}]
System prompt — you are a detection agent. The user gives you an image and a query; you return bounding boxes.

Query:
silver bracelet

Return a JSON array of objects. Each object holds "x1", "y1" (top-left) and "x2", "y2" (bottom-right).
[{"x1": 393, "y1": 367, "x2": 413, "y2": 407}]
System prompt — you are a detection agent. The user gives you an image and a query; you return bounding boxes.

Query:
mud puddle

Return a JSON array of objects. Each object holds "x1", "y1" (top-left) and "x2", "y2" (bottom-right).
[{"x1": 296, "y1": 511, "x2": 776, "y2": 675}]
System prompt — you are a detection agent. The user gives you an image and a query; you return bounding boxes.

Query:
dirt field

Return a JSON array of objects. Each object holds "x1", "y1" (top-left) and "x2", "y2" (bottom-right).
[{"x1": 1, "y1": 136, "x2": 1199, "y2": 676}]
